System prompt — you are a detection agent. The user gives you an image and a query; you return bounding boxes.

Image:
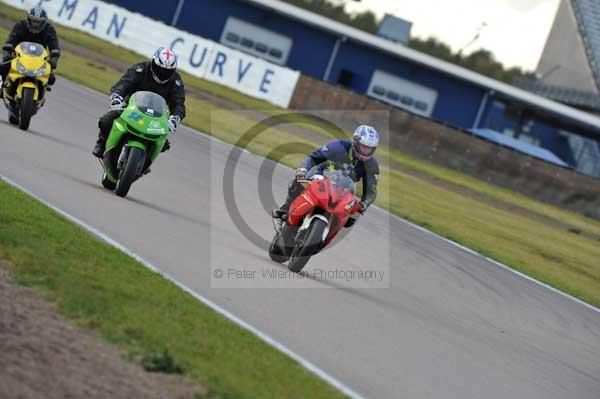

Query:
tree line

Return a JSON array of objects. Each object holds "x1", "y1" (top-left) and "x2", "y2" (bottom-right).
[{"x1": 280, "y1": 0, "x2": 534, "y2": 84}]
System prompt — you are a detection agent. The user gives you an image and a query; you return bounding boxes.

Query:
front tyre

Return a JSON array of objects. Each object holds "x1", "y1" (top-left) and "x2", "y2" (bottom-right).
[
  {"x1": 288, "y1": 218, "x2": 327, "y2": 273},
  {"x1": 18, "y1": 87, "x2": 34, "y2": 131},
  {"x1": 115, "y1": 147, "x2": 144, "y2": 197}
]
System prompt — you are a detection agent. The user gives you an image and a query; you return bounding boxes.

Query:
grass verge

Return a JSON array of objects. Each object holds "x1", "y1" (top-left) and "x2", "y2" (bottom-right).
[
  {"x1": 0, "y1": 179, "x2": 345, "y2": 399},
  {"x1": 0, "y1": 5, "x2": 598, "y2": 305}
]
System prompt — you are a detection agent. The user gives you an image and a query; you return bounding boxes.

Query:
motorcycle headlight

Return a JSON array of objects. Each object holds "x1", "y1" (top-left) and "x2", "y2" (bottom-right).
[
  {"x1": 16, "y1": 60, "x2": 28, "y2": 74},
  {"x1": 33, "y1": 65, "x2": 47, "y2": 77},
  {"x1": 15, "y1": 61, "x2": 46, "y2": 77}
]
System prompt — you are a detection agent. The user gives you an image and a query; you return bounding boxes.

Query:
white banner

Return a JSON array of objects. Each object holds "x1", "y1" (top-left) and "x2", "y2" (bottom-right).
[{"x1": 1, "y1": 0, "x2": 300, "y2": 107}]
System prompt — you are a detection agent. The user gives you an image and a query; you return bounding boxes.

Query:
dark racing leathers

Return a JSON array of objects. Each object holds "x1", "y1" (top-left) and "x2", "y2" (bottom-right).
[
  {"x1": 279, "y1": 139, "x2": 380, "y2": 215},
  {"x1": 0, "y1": 20, "x2": 60, "y2": 83},
  {"x1": 96, "y1": 61, "x2": 186, "y2": 152}
]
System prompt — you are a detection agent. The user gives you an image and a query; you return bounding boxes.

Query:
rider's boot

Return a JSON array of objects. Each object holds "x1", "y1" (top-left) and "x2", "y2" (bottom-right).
[
  {"x1": 273, "y1": 179, "x2": 304, "y2": 219},
  {"x1": 272, "y1": 194, "x2": 294, "y2": 219},
  {"x1": 92, "y1": 136, "x2": 106, "y2": 158}
]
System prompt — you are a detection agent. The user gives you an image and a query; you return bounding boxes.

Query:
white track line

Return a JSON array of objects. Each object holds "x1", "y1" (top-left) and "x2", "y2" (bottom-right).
[
  {"x1": 193, "y1": 127, "x2": 600, "y2": 315},
  {"x1": 0, "y1": 174, "x2": 367, "y2": 399},
  {"x1": 65, "y1": 80, "x2": 600, "y2": 317},
  {"x1": 387, "y1": 213, "x2": 600, "y2": 314}
]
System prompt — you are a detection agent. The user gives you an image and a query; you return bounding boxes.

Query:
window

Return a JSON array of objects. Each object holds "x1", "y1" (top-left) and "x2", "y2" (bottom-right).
[
  {"x1": 220, "y1": 17, "x2": 292, "y2": 65},
  {"x1": 372, "y1": 86, "x2": 385, "y2": 96},
  {"x1": 367, "y1": 70, "x2": 438, "y2": 117},
  {"x1": 401, "y1": 96, "x2": 414, "y2": 105},
  {"x1": 269, "y1": 48, "x2": 283, "y2": 59},
  {"x1": 240, "y1": 38, "x2": 254, "y2": 48},
  {"x1": 386, "y1": 91, "x2": 400, "y2": 101},
  {"x1": 225, "y1": 32, "x2": 239, "y2": 44},
  {"x1": 255, "y1": 42, "x2": 268, "y2": 53},
  {"x1": 415, "y1": 101, "x2": 428, "y2": 112}
]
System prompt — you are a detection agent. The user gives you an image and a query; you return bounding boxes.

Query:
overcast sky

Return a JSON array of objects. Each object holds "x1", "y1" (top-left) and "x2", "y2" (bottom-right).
[{"x1": 345, "y1": 0, "x2": 561, "y2": 70}]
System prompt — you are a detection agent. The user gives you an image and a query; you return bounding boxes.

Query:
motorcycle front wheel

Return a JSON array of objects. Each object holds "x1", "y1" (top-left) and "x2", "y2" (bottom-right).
[
  {"x1": 288, "y1": 218, "x2": 326, "y2": 273},
  {"x1": 115, "y1": 147, "x2": 144, "y2": 197},
  {"x1": 18, "y1": 87, "x2": 34, "y2": 131}
]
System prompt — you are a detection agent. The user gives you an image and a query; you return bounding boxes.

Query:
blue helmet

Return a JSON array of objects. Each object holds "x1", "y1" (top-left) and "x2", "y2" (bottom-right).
[{"x1": 352, "y1": 125, "x2": 379, "y2": 161}]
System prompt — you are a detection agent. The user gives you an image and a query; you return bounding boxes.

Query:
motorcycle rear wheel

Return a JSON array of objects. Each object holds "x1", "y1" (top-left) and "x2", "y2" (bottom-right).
[{"x1": 288, "y1": 218, "x2": 326, "y2": 273}]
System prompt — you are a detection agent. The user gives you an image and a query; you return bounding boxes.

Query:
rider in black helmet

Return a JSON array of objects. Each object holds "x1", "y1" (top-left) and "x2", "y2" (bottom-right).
[{"x1": 0, "y1": 7, "x2": 60, "y2": 88}]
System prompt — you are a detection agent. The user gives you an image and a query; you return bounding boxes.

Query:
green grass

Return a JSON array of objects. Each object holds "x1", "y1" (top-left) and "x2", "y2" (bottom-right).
[
  {"x1": 0, "y1": 1, "x2": 599, "y2": 384},
  {"x1": 384, "y1": 169, "x2": 600, "y2": 305},
  {"x1": 0, "y1": 5, "x2": 598, "y2": 398},
  {"x1": 0, "y1": 180, "x2": 344, "y2": 399},
  {"x1": 380, "y1": 148, "x2": 600, "y2": 238},
  {"x1": 3, "y1": 4, "x2": 593, "y2": 239}
]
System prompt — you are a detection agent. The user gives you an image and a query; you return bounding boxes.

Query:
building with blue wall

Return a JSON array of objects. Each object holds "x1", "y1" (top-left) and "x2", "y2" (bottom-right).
[{"x1": 104, "y1": 0, "x2": 600, "y2": 177}]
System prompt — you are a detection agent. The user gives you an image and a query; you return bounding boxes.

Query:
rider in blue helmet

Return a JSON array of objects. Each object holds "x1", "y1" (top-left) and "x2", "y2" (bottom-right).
[{"x1": 273, "y1": 125, "x2": 380, "y2": 227}]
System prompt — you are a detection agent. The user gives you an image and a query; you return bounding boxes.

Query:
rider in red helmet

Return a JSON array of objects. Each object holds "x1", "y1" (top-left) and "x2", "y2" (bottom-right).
[{"x1": 93, "y1": 47, "x2": 186, "y2": 157}]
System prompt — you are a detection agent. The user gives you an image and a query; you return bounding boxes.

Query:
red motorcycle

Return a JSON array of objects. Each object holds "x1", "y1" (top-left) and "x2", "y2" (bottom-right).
[{"x1": 269, "y1": 169, "x2": 362, "y2": 273}]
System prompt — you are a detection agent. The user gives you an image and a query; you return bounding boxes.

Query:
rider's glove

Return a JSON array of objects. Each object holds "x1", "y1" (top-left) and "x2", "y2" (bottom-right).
[
  {"x1": 2, "y1": 44, "x2": 13, "y2": 63},
  {"x1": 109, "y1": 93, "x2": 125, "y2": 111},
  {"x1": 49, "y1": 50, "x2": 60, "y2": 70},
  {"x1": 294, "y1": 167, "x2": 308, "y2": 181},
  {"x1": 358, "y1": 201, "x2": 368, "y2": 214},
  {"x1": 2, "y1": 51, "x2": 11, "y2": 63},
  {"x1": 168, "y1": 115, "x2": 181, "y2": 134}
]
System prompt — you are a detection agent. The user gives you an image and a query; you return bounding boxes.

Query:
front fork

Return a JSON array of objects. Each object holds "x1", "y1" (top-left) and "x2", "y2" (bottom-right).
[
  {"x1": 117, "y1": 145, "x2": 130, "y2": 171},
  {"x1": 273, "y1": 212, "x2": 330, "y2": 256},
  {"x1": 101, "y1": 144, "x2": 133, "y2": 183}
]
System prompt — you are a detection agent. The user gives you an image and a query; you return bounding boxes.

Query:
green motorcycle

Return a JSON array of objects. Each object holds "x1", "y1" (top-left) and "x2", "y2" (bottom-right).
[{"x1": 100, "y1": 91, "x2": 170, "y2": 197}]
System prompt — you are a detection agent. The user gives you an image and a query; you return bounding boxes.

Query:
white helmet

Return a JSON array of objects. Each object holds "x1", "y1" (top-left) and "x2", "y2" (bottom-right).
[
  {"x1": 151, "y1": 47, "x2": 177, "y2": 84},
  {"x1": 352, "y1": 125, "x2": 379, "y2": 161}
]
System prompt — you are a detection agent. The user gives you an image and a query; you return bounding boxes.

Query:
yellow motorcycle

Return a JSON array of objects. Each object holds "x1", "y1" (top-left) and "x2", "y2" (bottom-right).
[{"x1": 2, "y1": 41, "x2": 52, "y2": 130}]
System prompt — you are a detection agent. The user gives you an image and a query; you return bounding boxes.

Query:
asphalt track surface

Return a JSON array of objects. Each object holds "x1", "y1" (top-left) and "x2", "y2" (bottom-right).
[{"x1": 1, "y1": 79, "x2": 599, "y2": 399}]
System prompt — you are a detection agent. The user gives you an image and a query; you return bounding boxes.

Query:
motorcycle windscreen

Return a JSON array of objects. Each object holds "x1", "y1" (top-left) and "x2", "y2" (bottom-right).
[
  {"x1": 133, "y1": 91, "x2": 168, "y2": 117},
  {"x1": 324, "y1": 170, "x2": 355, "y2": 196},
  {"x1": 18, "y1": 42, "x2": 44, "y2": 56}
]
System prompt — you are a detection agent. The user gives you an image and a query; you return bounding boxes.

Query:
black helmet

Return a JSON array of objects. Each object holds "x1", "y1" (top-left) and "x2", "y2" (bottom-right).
[{"x1": 27, "y1": 6, "x2": 48, "y2": 34}]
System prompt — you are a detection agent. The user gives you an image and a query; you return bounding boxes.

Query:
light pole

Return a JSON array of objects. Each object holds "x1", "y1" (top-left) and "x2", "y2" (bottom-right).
[{"x1": 457, "y1": 21, "x2": 487, "y2": 56}]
